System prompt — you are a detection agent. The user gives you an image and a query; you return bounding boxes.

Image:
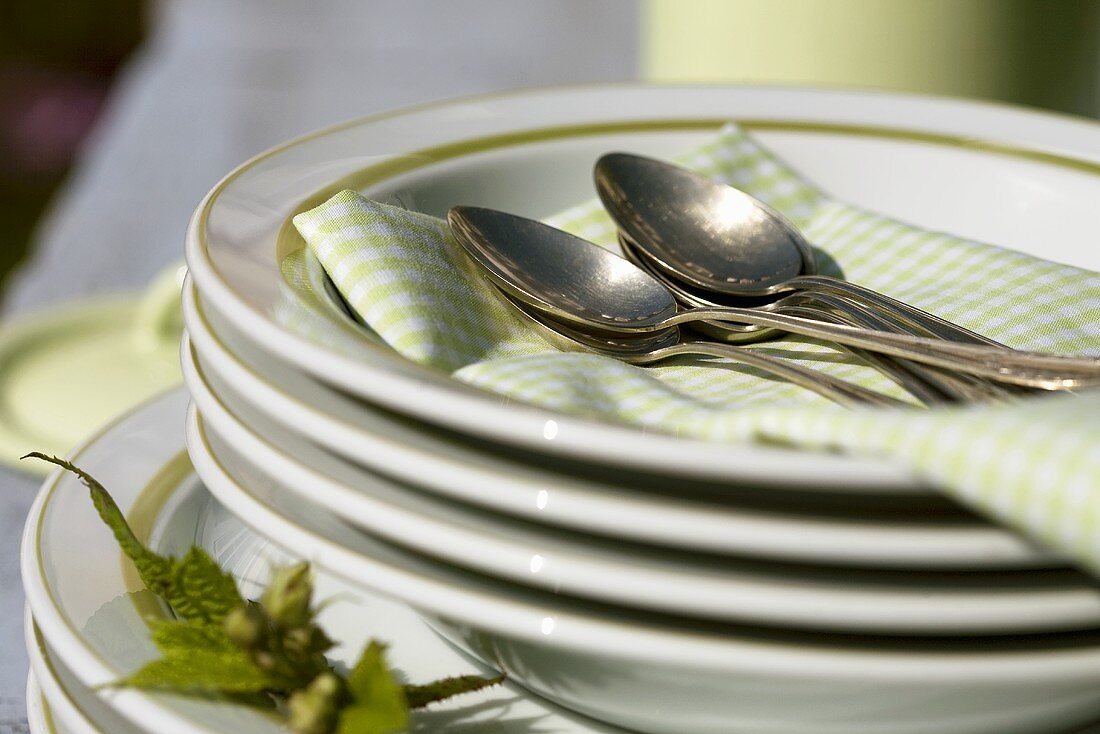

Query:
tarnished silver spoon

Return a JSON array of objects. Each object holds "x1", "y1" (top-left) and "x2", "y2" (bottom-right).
[
  {"x1": 446, "y1": 208, "x2": 909, "y2": 407},
  {"x1": 503, "y1": 291, "x2": 911, "y2": 407},
  {"x1": 619, "y1": 231, "x2": 1015, "y2": 404},
  {"x1": 446, "y1": 206, "x2": 1100, "y2": 391},
  {"x1": 594, "y1": 152, "x2": 1005, "y2": 348}
]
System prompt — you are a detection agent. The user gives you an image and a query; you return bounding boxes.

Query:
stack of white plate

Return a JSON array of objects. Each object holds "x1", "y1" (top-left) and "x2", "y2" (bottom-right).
[{"x1": 23, "y1": 86, "x2": 1100, "y2": 734}]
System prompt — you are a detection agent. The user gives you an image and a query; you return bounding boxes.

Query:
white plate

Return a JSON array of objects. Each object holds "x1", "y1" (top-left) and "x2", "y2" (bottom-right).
[
  {"x1": 184, "y1": 333, "x2": 1100, "y2": 636},
  {"x1": 179, "y1": 409, "x2": 1100, "y2": 733},
  {"x1": 25, "y1": 610, "x2": 107, "y2": 734},
  {"x1": 185, "y1": 85, "x2": 1100, "y2": 490},
  {"x1": 18, "y1": 389, "x2": 631, "y2": 734},
  {"x1": 185, "y1": 282, "x2": 1068, "y2": 570},
  {"x1": 25, "y1": 673, "x2": 55, "y2": 734}
]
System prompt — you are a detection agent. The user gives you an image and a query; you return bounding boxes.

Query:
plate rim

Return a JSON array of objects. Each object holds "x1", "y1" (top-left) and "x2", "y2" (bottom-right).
[
  {"x1": 18, "y1": 387, "x2": 235, "y2": 734},
  {"x1": 188, "y1": 356, "x2": 1100, "y2": 635},
  {"x1": 21, "y1": 390, "x2": 1100, "y2": 690},
  {"x1": 24, "y1": 609, "x2": 102, "y2": 734},
  {"x1": 186, "y1": 281, "x2": 1072, "y2": 569},
  {"x1": 183, "y1": 83, "x2": 1100, "y2": 489},
  {"x1": 181, "y1": 398, "x2": 1100, "y2": 679}
]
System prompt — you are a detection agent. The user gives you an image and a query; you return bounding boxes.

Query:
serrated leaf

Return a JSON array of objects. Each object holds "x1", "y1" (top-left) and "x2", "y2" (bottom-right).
[
  {"x1": 150, "y1": 619, "x2": 237, "y2": 654},
  {"x1": 23, "y1": 453, "x2": 174, "y2": 587},
  {"x1": 165, "y1": 547, "x2": 245, "y2": 626},
  {"x1": 335, "y1": 703, "x2": 408, "y2": 734},
  {"x1": 120, "y1": 646, "x2": 279, "y2": 694},
  {"x1": 341, "y1": 641, "x2": 407, "y2": 732},
  {"x1": 402, "y1": 673, "x2": 505, "y2": 709},
  {"x1": 24, "y1": 454, "x2": 244, "y2": 627}
]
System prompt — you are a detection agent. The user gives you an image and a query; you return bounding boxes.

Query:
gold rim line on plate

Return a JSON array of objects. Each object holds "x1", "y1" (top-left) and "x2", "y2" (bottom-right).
[
  {"x1": 31, "y1": 387, "x2": 191, "y2": 685},
  {"x1": 253, "y1": 117, "x2": 1100, "y2": 265},
  {"x1": 121, "y1": 451, "x2": 194, "y2": 618},
  {"x1": 190, "y1": 113, "x2": 1100, "y2": 427},
  {"x1": 41, "y1": 694, "x2": 57, "y2": 734},
  {"x1": 31, "y1": 621, "x2": 95, "y2": 734}
]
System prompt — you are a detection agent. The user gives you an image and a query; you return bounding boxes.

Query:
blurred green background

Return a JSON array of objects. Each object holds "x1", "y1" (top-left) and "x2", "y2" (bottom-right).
[
  {"x1": 646, "y1": 0, "x2": 1100, "y2": 116},
  {"x1": 0, "y1": 0, "x2": 144, "y2": 298}
]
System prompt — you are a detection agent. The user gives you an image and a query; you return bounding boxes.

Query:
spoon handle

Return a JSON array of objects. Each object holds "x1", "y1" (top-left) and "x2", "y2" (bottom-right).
[
  {"x1": 636, "y1": 342, "x2": 912, "y2": 408},
  {"x1": 776, "y1": 292, "x2": 1018, "y2": 403},
  {"x1": 791, "y1": 275, "x2": 1006, "y2": 347},
  {"x1": 668, "y1": 307, "x2": 1100, "y2": 389},
  {"x1": 776, "y1": 304, "x2": 1003, "y2": 405}
]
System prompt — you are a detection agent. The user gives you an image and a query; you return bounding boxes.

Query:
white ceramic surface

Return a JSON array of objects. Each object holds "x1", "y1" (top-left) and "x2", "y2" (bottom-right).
[
  {"x1": 182, "y1": 401, "x2": 1100, "y2": 733},
  {"x1": 21, "y1": 389, "x2": 284, "y2": 734},
  {"x1": 183, "y1": 282, "x2": 1070, "y2": 570},
  {"x1": 186, "y1": 86, "x2": 1100, "y2": 490},
  {"x1": 25, "y1": 673, "x2": 54, "y2": 734},
  {"x1": 184, "y1": 333, "x2": 1100, "y2": 636},
  {"x1": 17, "y1": 389, "x2": 631, "y2": 734},
  {"x1": 25, "y1": 611, "x2": 106, "y2": 734}
]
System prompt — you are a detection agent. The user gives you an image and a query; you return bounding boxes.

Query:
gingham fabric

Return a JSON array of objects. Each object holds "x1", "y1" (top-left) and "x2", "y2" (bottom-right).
[{"x1": 292, "y1": 124, "x2": 1100, "y2": 573}]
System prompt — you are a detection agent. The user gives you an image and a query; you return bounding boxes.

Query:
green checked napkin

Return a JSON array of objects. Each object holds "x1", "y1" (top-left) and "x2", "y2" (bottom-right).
[{"x1": 291, "y1": 124, "x2": 1100, "y2": 573}]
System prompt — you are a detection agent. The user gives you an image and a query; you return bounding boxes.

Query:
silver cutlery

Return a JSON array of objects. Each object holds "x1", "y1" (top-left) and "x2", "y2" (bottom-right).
[
  {"x1": 447, "y1": 206, "x2": 1100, "y2": 393},
  {"x1": 594, "y1": 152, "x2": 1005, "y2": 347}
]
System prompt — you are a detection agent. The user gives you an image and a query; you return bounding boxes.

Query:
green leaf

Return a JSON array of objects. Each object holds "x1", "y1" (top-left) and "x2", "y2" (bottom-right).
[
  {"x1": 345, "y1": 642, "x2": 402, "y2": 703},
  {"x1": 23, "y1": 453, "x2": 173, "y2": 586},
  {"x1": 23, "y1": 454, "x2": 244, "y2": 627},
  {"x1": 335, "y1": 704, "x2": 408, "y2": 734},
  {"x1": 165, "y1": 547, "x2": 245, "y2": 626},
  {"x1": 120, "y1": 646, "x2": 279, "y2": 694},
  {"x1": 340, "y1": 641, "x2": 408, "y2": 734},
  {"x1": 28, "y1": 453, "x2": 502, "y2": 730},
  {"x1": 402, "y1": 673, "x2": 505, "y2": 709},
  {"x1": 150, "y1": 619, "x2": 238, "y2": 654}
]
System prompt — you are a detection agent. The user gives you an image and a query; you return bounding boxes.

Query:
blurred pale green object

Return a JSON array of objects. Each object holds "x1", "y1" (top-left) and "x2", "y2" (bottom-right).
[
  {"x1": 0, "y1": 264, "x2": 184, "y2": 476},
  {"x1": 644, "y1": 0, "x2": 1100, "y2": 116}
]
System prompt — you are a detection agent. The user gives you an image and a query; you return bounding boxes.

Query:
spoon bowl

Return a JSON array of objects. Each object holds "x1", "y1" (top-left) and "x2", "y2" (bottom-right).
[
  {"x1": 618, "y1": 232, "x2": 779, "y2": 342},
  {"x1": 595, "y1": 153, "x2": 1006, "y2": 347},
  {"x1": 447, "y1": 205, "x2": 677, "y2": 333},
  {"x1": 595, "y1": 152, "x2": 816, "y2": 296}
]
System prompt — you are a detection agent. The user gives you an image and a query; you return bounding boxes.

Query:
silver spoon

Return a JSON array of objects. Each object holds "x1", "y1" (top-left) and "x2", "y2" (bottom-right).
[
  {"x1": 503, "y1": 291, "x2": 911, "y2": 408},
  {"x1": 444, "y1": 209, "x2": 907, "y2": 406},
  {"x1": 619, "y1": 231, "x2": 900, "y2": 342},
  {"x1": 619, "y1": 230, "x2": 1016, "y2": 403},
  {"x1": 594, "y1": 152, "x2": 1005, "y2": 348},
  {"x1": 446, "y1": 206, "x2": 1100, "y2": 390}
]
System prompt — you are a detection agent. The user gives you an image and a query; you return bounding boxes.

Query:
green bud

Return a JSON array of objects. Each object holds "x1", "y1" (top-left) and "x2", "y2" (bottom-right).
[
  {"x1": 285, "y1": 626, "x2": 312, "y2": 650},
  {"x1": 223, "y1": 604, "x2": 267, "y2": 649},
  {"x1": 262, "y1": 562, "x2": 313, "y2": 629},
  {"x1": 252, "y1": 651, "x2": 277, "y2": 672},
  {"x1": 287, "y1": 672, "x2": 342, "y2": 734}
]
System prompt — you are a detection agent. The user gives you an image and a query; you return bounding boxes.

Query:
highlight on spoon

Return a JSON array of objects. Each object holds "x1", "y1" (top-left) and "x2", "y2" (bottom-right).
[
  {"x1": 447, "y1": 206, "x2": 679, "y2": 332},
  {"x1": 595, "y1": 152, "x2": 813, "y2": 294}
]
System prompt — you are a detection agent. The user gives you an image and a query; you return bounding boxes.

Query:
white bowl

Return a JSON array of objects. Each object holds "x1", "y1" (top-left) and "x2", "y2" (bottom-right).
[
  {"x1": 184, "y1": 282, "x2": 1069, "y2": 571},
  {"x1": 24, "y1": 609, "x2": 128, "y2": 734},
  {"x1": 21, "y1": 389, "x2": 611, "y2": 734},
  {"x1": 25, "y1": 673, "x2": 54, "y2": 734},
  {"x1": 184, "y1": 332, "x2": 1100, "y2": 636},
  {"x1": 184, "y1": 399, "x2": 1100, "y2": 734},
  {"x1": 186, "y1": 85, "x2": 1100, "y2": 491},
  {"x1": 20, "y1": 390, "x2": 288, "y2": 734}
]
